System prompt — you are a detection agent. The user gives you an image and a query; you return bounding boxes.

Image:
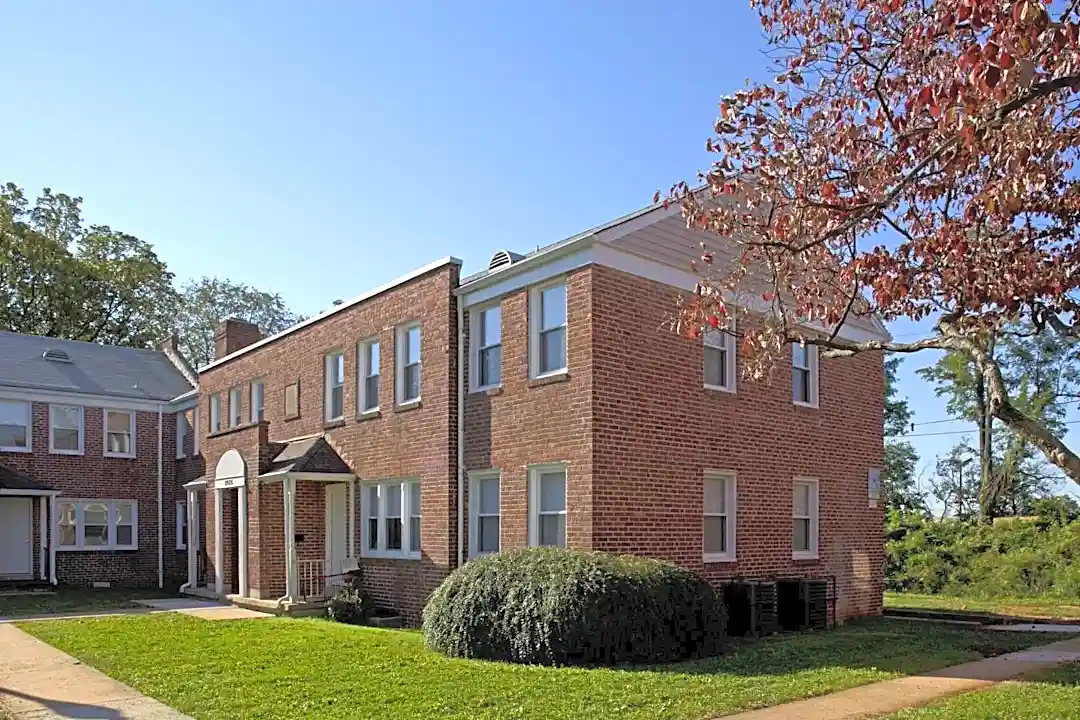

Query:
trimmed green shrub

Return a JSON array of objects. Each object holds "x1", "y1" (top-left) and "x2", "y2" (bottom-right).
[
  {"x1": 422, "y1": 548, "x2": 725, "y2": 666},
  {"x1": 327, "y1": 583, "x2": 372, "y2": 625}
]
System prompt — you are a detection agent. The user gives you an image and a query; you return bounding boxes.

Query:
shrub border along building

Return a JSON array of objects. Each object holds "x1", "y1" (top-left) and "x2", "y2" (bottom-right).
[{"x1": 422, "y1": 548, "x2": 727, "y2": 666}]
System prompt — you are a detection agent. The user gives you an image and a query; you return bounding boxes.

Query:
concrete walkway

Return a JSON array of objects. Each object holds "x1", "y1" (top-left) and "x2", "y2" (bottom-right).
[
  {"x1": 0, "y1": 624, "x2": 192, "y2": 719},
  {"x1": 723, "y1": 636, "x2": 1080, "y2": 720}
]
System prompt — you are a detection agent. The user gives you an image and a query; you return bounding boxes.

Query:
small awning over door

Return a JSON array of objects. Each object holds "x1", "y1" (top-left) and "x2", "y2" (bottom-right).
[{"x1": 0, "y1": 463, "x2": 55, "y2": 494}]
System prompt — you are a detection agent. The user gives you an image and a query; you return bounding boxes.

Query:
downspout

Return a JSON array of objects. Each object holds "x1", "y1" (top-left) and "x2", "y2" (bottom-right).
[
  {"x1": 456, "y1": 295, "x2": 465, "y2": 567},
  {"x1": 157, "y1": 404, "x2": 164, "y2": 590}
]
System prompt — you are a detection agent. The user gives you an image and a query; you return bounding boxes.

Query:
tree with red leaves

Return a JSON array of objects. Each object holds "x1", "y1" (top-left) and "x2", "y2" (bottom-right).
[{"x1": 663, "y1": 0, "x2": 1080, "y2": 483}]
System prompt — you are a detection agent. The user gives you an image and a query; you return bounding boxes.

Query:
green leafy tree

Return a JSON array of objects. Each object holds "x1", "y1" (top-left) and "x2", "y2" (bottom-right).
[
  {"x1": 884, "y1": 356, "x2": 924, "y2": 513},
  {"x1": 929, "y1": 441, "x2": 978, "y2": 521},
  {"x1": 174, "y1": 277, "x2": 302, "y2": 368},
  {"x1": 0, "y1": 183, "x2": 176, "y2": 346}
]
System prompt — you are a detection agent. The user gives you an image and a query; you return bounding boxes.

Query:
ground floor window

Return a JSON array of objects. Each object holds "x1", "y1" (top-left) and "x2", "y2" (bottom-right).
[
  {"x1": 176, "y1": 500, "x2": 188, "y2": 550},
  {"x1": 56, "y1": 500, "x2": 138, "y2": 551},
  {"x1": 360, "y1": 479, "x2": 420, "y2": 559},
  {"x1": 469, "y1": 470, "x2": 501, "y2": 557},
  {"x1": 528, "y1": 463, "x2": 566, "y2": 548}
]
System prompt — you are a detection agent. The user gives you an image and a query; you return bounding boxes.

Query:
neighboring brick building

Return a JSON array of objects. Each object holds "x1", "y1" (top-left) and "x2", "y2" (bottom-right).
[
  {"x1": 184, "y1": 199, "x2": 887, "y2": 623},
  {"x1": 0, "y1": 332, "x2": 202, "y2": 588}
]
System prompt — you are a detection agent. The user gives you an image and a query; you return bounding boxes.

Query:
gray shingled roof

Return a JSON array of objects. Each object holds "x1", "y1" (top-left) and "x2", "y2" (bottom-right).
[
  {"x1": 0, "y1": 463, "x2": 51, "y2": 491},
  {"x1": 0, "y1": 332, "x2": 194, "y2": 401},
  {"x1": 260, "y1": 435, "x2": 351, "y2": 478}
]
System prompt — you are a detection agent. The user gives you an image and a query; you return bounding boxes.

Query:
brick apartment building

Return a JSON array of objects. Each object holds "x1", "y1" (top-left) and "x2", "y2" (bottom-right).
[
  {"x1": 0, "y1": 332, "x2": 202, "y2": 588},
  {"x1": 185, "y1": 198, "x2": 887, "y2": 624}
]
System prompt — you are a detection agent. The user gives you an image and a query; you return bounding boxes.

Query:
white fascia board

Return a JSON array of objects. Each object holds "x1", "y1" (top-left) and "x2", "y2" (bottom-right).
[
  {"x1": 0, "y1": 386, "x2": 176, "y2": 413},
  {"x1": 199, "y1": 256, "x2": 463, "y2": 374}
]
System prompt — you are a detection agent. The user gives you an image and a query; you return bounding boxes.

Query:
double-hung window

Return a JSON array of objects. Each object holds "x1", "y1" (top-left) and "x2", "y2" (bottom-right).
[
  {"x1": 176, "y1": 500, "x2": 188, "y2": 550},
  {"x1": 396, "y1": 323, "x2": 421, "y2": 404},
  {"x1": 49, "y1": 404, "x2": 84, "y2": 454},
  {"x1": 473, "y1": 305, "x2": 502, "y2": 389},
  {"x1": 792, "y1": 342, "x2": 819, "y2": 407},
  {"x1": 530, "y1": 282, "x2": 567, "y2": 377},
  {"x1": 0, "y1": 400, "x2": 31, "y2": 452},
  {"x1": 703, "y1": 471, "x2": 737, "y2": 562},
  {"x1": 704, "y1": 325, "x2": 736, "y2": 392},
  {"x1": 176, "y1": 410, "x2": 189, "y2": 459},
  {"x1": 469, "y1": 470, "x2": 501, "y2": 557},
  {"x1": 793, "y1": 478, "x2": 820, "y2": 559},
  {"x1": 358, "y1": 339, "x2": 380, "y2": 413},
  {"x1": 361, "y1": 479, "x2": 421, "y2": 559},
  {"x1": 250, "y1": 380, "x2": 265, "y2": 423},
  {"x1": 209, "y1": 394, "x2": 222, "y2": 433},
  {"x1": 229, "y1": 387, "x2": 243, "y2": 428},
  {"x1": 325, "y1": 351, "x2": 345, "y2": 421},
  {"x1": 528, "y1": 463, "x2": 566, "y2": 548},
  {"x1": 56, "y1": 500, "x2": 138, "y2": 551},
  {"x1": 104, "y1": 409, "x2": 135, "y2": 457}
]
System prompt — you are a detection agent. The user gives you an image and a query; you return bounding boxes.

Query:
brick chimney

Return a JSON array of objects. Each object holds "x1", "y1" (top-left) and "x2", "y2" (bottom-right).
[{"x1": 214, "y1": 319, "x2": 262, "y2": 360}]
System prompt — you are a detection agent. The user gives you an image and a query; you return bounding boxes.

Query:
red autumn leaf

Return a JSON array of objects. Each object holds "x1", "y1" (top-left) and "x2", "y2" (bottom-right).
[{"x1": 706, "y1": 314, "x2": 720, "y2": 328}]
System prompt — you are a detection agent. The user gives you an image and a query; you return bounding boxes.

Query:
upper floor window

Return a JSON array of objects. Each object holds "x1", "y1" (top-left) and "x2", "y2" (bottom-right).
[
  {"x1": 325, "y1": 351, "x2": 345, "y2": 421},
  {"x1": 0, "y1": 400, "x2": 30, "y2": 452},
  {"x1": 49, "y1": 404, "x2": 84, "y2": 455},
  {"x1": 530, "y1": 282, "x2": 567, "y2": 378},
  {"x1": 703, "y1": 470, "x2": 736, "y2": 563},
  {"x1": 209, "y1": 394, "x2": 222, "y2": 433},
  {"x1": 396, "y1": 323, "x2": 421, "y2": 404},
  {"x1": 472, "y1": 305, "x2": 502, "y2": 390},
  {"x1": 469, "y1": 470, "x2": 501, "y2": 557},
  {"x1": 228, "y1": 387, "x2": 243, "y2": 428},
  {"x1": 704, "y1": 326, "x2": 736, "y2": 392},
  {"x1": 793, "y1": 477, "x2": 820, "y2": 560},
  {"x1": 792, "y1": 342, "x2": 819, "y2": 407},
  {"x1": 528, "y1": 463, "x2": 566, "y2": 548},
  {"x1": 358, "y1": 339, "x2": 380, "y2": 414},
  {"x1": 176, "y1": 410, "x2": 189, "y2": 460},
  {"x1": 104, "y1": 409, "x2": 135, "y2": 458},
  {"x1": 251, "y1": 380, "x2": 265, "y2": 423}
]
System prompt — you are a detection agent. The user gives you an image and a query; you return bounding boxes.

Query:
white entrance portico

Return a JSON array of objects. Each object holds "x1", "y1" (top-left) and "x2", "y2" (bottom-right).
[{"x1": 212, "y1": 449, "x2": 248, "y2": 597}]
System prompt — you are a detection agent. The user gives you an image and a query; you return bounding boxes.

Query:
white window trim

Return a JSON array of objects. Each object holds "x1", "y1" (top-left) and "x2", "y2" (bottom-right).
[
  {"x1": 703, "y1": 470, "x2": 737, "y2": 563},
  {"x1": 395, "y1": 322, "x2": 422, "y2": 406},
  {"x1": 193, "y1": 405, "x2": 201, "y2": 455},
  {"x1": 175, "y1": 410, "x2": 188, "y2": 460},
  {"x1": 359, "y1": 478, "x2": 421, "y2": 560},
  {"x1": 228, "y1": 387, "x2": 243, "y2": 428},
  {"x1": 103, "y1": 409, "x2": 136, "y2": 458},
  {"x1": 209, "y1": 394, "x2": 221, "y2": 434},
  {"x1": 527, "y1": 462, "x2": 567, "y2": 548},
  {"x1": 703, "y1": 322, "x2": 737, "y2": 393},
  {"x1": 357, "y1": 338, "x2": 380, "y2": 415},
  {"x1": 55, "y1": 499, "x2": 139, "y2": 551},
  {"x1": 250, "y1": 380, "x2": 265, "y2": 424},
  {"x1": 0, "y1": 399, "x2": 32, "y2": 453},
  {"x1": 48, "y1": 404, "x2": 84, "y2": 455},
  {"x1": 176, "y1": 499, "x2": 187, "y2": 550},
  {"x1": 325, "y1": 351, "x2": 346, "y2": 422},
  {"x1": 468, "y1": 469, "x2": 501, "y2": 558},
  {"x1": 793, "y1": 477, "x2": 820, "y2": 560},
  {"x1": 793, "y1": 342, "x2": 820, "y2": 408},
  {"x1": 470, "y1": 303, "x2": 503, "y2": 392},
  {"x1": 528, "y1": 280, "x2": 569, "y2": 380}
]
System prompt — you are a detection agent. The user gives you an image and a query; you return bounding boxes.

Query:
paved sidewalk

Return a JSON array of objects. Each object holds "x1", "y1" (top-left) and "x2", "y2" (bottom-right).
[
  {"x1": 0, "y1": 624, "x2": 191, "y2": 719},
  {"x1": 723, "y1": 636, "x2": 1080, "y2": 720}
]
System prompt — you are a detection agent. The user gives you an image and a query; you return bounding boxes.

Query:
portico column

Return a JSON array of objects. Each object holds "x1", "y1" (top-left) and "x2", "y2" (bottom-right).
[
  {"x1": 39, "y1": 497, "x2": 47, "y2": 581},
  {"x1": 283, "y1": 476, "x2": 298, "y2": 603},
  {"x1": 214, "y1": 487, "x2": 224, "y2": 595},
  {"x1": 183, "y1": 488, "x2": 198, "y2": 591},
  {"x1": 238, "y1": 486, "x2": 248, "y2": 597},
  {"x1": 348, "y1": 479, "x2": 356, "y2": 558},
  {"x1": 48, "y1": 496, "x2": 57, "y2": 585}
]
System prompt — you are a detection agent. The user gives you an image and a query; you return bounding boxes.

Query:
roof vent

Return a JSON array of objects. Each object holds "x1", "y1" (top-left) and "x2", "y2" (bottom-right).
[
  {"x1": 42, "y1": 349, "x2": 72, "y2": 363},
  {"x1": 488, "y1": 249, "x2": 524, "y2": 272}
]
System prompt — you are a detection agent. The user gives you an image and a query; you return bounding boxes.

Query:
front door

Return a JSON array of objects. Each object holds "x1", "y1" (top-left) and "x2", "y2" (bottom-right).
[
  {"x1": 325, "y1": 484, "x2": 348, "y2": 591},
  {"x1": 0, "y1": 498, "x2": 33, "y2": 578}
]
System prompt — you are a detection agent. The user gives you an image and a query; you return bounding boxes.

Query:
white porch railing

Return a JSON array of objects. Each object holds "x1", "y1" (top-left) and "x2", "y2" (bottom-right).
[{"x1": 299, "y1": 559, "x2": 326, "y2": 600}]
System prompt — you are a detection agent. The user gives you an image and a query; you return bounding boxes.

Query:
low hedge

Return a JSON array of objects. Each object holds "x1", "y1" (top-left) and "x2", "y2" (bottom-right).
[{"x1": 422, "y1": 548, "x2": 725, "y2": 666}]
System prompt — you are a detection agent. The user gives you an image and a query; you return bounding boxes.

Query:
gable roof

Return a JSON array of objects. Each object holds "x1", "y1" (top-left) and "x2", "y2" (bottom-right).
[
  {"x1": 259, "y1": 435, "x2": 352, "y2": 479},
  {"x1": 0, "y1": 463, "x2": 52, "y2": 491},
  {"x1": 0, "y1": 332, "x2": 195, "y2": 402}
]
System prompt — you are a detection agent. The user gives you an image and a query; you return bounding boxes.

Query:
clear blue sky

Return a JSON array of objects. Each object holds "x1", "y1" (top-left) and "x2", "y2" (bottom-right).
[{"x1": 1, "y1": 1, "x2": 1073, "y2": 497}]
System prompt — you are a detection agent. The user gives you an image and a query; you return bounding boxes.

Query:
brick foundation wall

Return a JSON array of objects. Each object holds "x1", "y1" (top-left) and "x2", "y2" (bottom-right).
[{"x1": 589, "y1": 265, "x2": 884, "y2": 622}]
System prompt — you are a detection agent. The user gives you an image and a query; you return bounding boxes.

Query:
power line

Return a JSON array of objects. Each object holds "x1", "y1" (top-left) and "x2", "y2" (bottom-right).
[{"x1": 895, "y1": 418, "x2": 1080, "y2": 439}]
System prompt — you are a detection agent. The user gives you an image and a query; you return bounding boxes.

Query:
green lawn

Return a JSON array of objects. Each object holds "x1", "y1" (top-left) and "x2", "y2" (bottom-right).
[
  {"x1": 19, "y1": 615, "x2": 1063, "y2": 720},
  {"x1": 0, "y1": 588, "x2": 170, "y2": 618},
  {"x1": 887, "y1": 661, "x2": 1080, "y2": 718},
  {"x1": 885, "y1": 592, "x2": 1080, "y2": 621}
]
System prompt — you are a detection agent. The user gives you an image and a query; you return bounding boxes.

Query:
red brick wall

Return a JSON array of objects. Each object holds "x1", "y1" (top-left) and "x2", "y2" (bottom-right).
[
  {"x1": 197, "y1": 263, "x2": 459, "y2": 617},
  {"x1": 0, "y1": 401, "x2": 195, "y2": 588},
  {"x1": 589, "y1": 266, "x2": 884, "y2": 622},
  {"x1": 462, "y1": 268, "x2": 594, "y2": 554}
]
